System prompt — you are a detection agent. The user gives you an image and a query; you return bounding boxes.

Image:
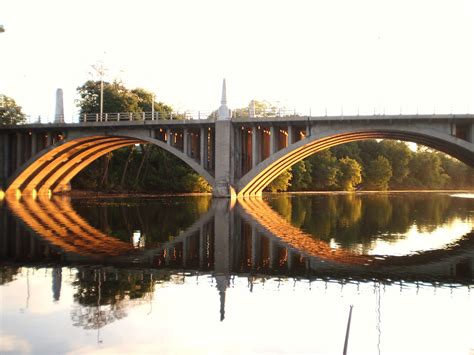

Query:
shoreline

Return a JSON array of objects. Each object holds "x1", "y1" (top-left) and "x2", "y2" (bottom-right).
[{"x1": 62, "y1": 189, "x2": 474, "y2": 199}]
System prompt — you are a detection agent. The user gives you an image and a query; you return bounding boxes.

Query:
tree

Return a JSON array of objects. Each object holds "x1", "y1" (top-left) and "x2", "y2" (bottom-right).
[
  {"x1": 233, "y1": 100, "x2": 282, "y2": 118},
  {"x1": 266, "y1": 168, "x2": 292, "y2": 192},
  {"x1": 438, "y1": 154, "x2": 474, "y2": 189},
  {"x1": 131, "y1": 88, "x2": 173, "y2": 118},
  {"x1": 77, "y1": 80, "x2": 140, "y2": 115},
  {"x1": 74, "y1": 81, "x2": 210, "y2": 193},
  {"x1": 336, "y1": 157, "x2": 362, "y2": 191},
  {"x1": 289, "y1": 160, "x2": 312, "y2": 191},
  {"x1": 307, "y1": 150, "x2": 339, "y2": 190},
  {"x1": 407, "y1": 150, "x2": 449, "y2": 188},
  {"x1": 380, "y1": 140, "x2": 412, "y2": 187},
  {"x1": 0, "y1": 94, "x2": 26, "y2": 125},
  {"x1": 364, "y1": 155, "x2": 393, "y2": 190}
]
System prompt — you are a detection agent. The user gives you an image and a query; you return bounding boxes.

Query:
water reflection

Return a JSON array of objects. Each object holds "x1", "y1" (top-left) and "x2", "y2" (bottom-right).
[
  {"x1": 1, "y1": 193, "x2": 473, "y2": 354},
  {"x1": 1, "y1": 194, "x2": 473, "y2": 281},
  {"x1": 267, "y1": 193, "x2": 473, "y2": 254}
]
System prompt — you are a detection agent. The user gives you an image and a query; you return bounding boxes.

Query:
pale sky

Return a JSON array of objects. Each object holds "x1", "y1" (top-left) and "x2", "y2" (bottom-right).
[{"x1": 1, "y1": 0, "x2": 474, "y2": 122}]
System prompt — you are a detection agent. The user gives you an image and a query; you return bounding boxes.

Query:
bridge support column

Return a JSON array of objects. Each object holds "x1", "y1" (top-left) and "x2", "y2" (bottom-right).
[
  {"x1": 46, "y1": 132, "x2": 53, "y2": 147},
  {"x1": 31, "y1": 132, "x2": 37, "y2": 157},
  {"x1": 270, "y1": 126, "x2": 277, "y2": 155},
  {"x1": 252, "y1": 126, "x2": 259, "y2": 168},
  {"x1": 288, "y1": 125, "x2": 295, "y2": 145},
  {"x1": 166, "y1": 128, "x2": 172, "y2": 146},
  {"x1": 16, "y1": 133, "x2": 23, "y2": 170},
  {"x1": 213, "y1": 120, "x2": 235, "y2": 198},
  {"x1": 183, "y1": 128, "x2": 189, "y2": 156},
  {"x1": 200, "y1": 127, "x2": 207, "y2": 169}
]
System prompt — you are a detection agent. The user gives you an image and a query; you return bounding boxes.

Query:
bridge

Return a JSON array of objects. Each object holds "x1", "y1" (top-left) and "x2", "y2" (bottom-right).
[{"x1": 1, "y1": 80, "x2": 473, "y2": 197}]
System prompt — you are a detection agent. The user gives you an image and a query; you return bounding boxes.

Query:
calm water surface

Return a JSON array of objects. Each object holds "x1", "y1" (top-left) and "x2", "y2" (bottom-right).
[{"x1": 1, "y1": 192, "x2": 473, "y2": 354}]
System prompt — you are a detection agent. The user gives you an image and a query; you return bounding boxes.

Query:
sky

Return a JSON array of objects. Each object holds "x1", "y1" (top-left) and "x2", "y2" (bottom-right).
[{"x1": 1, "y1": 0, "x2": 474, "y2": 122}]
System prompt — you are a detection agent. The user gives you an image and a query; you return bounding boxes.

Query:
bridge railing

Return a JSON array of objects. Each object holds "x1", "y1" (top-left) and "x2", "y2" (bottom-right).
[
  {"x1": 81, "y1": 111, "x2": 218, "y2": 122},
  {"x1": 231, "y1": 108, "x2": 305, "y2": 118}
]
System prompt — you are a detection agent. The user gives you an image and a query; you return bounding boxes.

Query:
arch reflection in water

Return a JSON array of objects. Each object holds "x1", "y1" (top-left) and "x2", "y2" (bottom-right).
[
  {"x1": 2, "y1": 193, "x2": 473, "y2": 283},
  {"x1": 1, "y1": 193, "x2": 473, "y2": 354}
]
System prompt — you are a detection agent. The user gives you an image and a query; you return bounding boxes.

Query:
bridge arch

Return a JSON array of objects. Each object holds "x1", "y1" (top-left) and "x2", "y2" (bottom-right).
[
  {"x1": 6, "y1": 133, "x2": 215, "y2": 196},
  {"x1": 236, "y1": 127, "x2": 474, "y2": 197}
]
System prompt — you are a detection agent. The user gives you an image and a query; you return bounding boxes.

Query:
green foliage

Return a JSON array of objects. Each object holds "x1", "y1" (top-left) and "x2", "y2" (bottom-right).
[
  {"x1": 233, "y1": 100, "x2": 281, "y2": 118},
  {"x1": 380, "y1": 140, "x2": 412, "y2": 186},
  {"x1": 288, "y1": 141, "x2": 472, "y2": 192},
  {"x1": 364, "y1": 155, "x2": 393, "y2": 190},
  {"x1": 266, "y1": 168, "x2": 292, "y2": 192},
  {"x1": 74, "y1": 80, "x2": 208, "y2": 194},
  {"x1": 268, "y1": 193, "x2": 471, "y2": 249},
  {"x1": 336, "y1": 157, "x2": 362, "y2": 191},
  {"x1": 73, "y1": 145, "x2": 210, "y2": 193},
  {"x1": 0, "y1": 94, "x2": 26, "y2": 125},
  {"x1": 438, "y1": 154, "x2": 474, "y2": 189},
  {"x1": 289, "y1": 160, "x2": 312, "y2": 191},
  {"x1": 407, "y1": 150, "x2": 450, "y2": 189},
  {"x1": 307, "y1": 150, "x2": 339, "y2": 190},
  {"x1": 76, "y1": 80, "x2": 172, "y2": 117}
]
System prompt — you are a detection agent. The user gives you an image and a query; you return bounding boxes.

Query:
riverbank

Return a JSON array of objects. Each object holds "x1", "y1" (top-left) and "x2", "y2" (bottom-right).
[{"x1": 60, "y1": 189, "x2": 474, "y2": 199}]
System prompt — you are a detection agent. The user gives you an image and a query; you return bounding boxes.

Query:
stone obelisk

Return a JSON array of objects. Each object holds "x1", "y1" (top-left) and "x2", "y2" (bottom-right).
[{"x1": 54, "y1": 88, "x2": 64, "y2": 123}]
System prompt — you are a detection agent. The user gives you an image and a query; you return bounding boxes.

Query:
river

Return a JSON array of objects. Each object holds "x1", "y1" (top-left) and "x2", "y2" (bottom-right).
[{"x1": 1, "y1": 192, "x2": 473, "y2": 354}]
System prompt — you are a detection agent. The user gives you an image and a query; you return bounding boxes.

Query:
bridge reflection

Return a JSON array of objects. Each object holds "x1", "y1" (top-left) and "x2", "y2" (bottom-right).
[
  {"x1": 1, "y1": 195, "x2": 472, "y2": 326},
  {"x1": 1, "y1": 195, "x2": 473, "y2": 284}
]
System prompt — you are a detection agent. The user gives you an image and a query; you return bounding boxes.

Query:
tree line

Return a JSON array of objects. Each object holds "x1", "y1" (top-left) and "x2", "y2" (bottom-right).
[{"x1": 270, "y1": 139, "x2": 473, "y2": 192}]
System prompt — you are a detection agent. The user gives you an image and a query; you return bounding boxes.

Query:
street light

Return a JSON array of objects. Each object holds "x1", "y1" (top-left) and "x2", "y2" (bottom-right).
[{"x1": 91, "y1": 61, "x2": 106, "y2": 120}]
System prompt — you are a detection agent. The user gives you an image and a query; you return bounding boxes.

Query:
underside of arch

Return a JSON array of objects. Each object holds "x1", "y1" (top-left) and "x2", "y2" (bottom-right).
[
  {"x1": 237, "y1": 130, "x2": 474, "y2": 197},
  {"x1": 6, "y1": 134, "x2": 215, "y2": 196}
]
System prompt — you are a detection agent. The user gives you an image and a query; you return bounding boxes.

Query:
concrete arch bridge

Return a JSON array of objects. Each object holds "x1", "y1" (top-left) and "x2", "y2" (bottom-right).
[{"x1": 1, "y1": 82, "x2": 473, "y2": 197}]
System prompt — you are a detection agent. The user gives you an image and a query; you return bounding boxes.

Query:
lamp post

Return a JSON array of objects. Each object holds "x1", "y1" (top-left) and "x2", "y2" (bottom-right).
[{"x1": 92, "y1": 62, "x2": 106, "y2": 120}]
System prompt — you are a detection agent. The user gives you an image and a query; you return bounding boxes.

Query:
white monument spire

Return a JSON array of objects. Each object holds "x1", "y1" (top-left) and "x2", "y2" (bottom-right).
[
  {"x1": 54, "y1": 88, "x2": 64, "y2": 123},
  {"x1": 218, "y1": 79, "x2": 230, "y2": 120}
]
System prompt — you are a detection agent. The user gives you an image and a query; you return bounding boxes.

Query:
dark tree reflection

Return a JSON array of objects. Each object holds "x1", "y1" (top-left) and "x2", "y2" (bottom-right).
[
  {"x1": 71, "y1": 268, "x2": 158, "y2": 329},
  {"x1": 267, "y1": 193, "x2": 473, "y2": 249}
]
